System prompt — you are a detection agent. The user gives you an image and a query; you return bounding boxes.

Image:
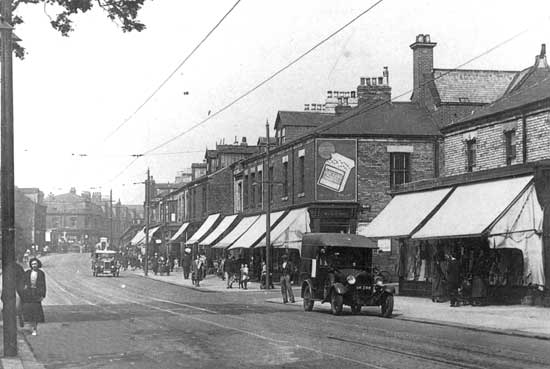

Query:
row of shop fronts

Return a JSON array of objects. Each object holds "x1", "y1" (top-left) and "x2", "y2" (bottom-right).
[
  {"x1": 362, "y1": 163, "x2": 550, "y2": 305},
  {"x1": 126, "y1": 203, "x2": 359, "y2": 281}
]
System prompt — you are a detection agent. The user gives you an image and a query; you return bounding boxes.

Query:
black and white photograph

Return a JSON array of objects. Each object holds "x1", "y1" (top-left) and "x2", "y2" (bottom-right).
[{"x1": 1, "y1": 0, "x2": 550, "y2": 368}]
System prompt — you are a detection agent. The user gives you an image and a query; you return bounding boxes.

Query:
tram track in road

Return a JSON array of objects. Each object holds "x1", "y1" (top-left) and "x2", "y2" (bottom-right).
[{"x1": 43, "y1": 256, "x2": 550, "y2": 369}]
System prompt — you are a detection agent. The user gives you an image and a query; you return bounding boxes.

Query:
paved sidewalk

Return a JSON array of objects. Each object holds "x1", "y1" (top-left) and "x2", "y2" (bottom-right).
[{"x1": 132, "y1": 268, "x2": 550, "y2": 340}]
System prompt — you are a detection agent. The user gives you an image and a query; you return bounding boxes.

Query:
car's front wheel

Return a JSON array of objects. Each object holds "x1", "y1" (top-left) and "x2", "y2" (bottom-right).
[
  {"x1": 381, "y1": 294, "x2": 394, "y2": 318},
  {"x1": 330, "y1": 292, "x2": 343, "y2": 315},
  {"x1": 303, "y1": 286, "x2": 314, "y2": 312}
]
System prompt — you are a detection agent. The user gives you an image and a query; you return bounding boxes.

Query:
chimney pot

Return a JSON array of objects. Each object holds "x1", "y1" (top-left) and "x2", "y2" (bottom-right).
[
  {"x1": 416, "y1": 34, "x2": 424, "y2": 43},
  {"x1": 304, "y1": 104, "x2": 309, "y2": 110},
  {"x1": 541, "y1": 44, "x2": 546, "y2": 58},
  {"x1": 327, "y1": 90, "x2": 333, "y2": 98},
  {"x1": 425, "y1": 34, "x2": 431, "y2": 43}
]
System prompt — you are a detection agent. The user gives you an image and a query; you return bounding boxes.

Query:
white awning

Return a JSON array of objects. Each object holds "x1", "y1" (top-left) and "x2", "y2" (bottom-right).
[
  {"x1": 186, "y1": 213, "x2": 221, "y2": 244},
  {"x1": 228, "y1": 211, "x2": 285, "y2": 250},
  {"x1": 199, "y1": 215, "x2": 239, "y2": 246},
  {"x1": 412, "y1": 176, "x2": 533, "y2": 239},
  {"x1": 487, "y1": 183, "x2": 544, "y2": 285},
  {"x1": 211, "y1": 215, "x2": 261, "y2": 249},
  {"x1": 130, "y1": 227, "x2": 146, "y2": 246},
  {"x1": 134, "y1": 226, "x2": 161, "y2": 246},
  {"x1": 360, "y1": 187, "x2": 453, "y2": 238},
  {"x1": 256, "y1": 208, "x2": 310, "y2": 250},
  {"x1": 169, "y1": 222, "x2": 190, "y2": 242}
]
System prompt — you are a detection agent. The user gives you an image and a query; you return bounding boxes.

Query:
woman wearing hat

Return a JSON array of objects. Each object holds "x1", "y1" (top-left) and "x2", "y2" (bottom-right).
[{"x1": 21, "y1": 258, "x2": 46, "y2": 336}]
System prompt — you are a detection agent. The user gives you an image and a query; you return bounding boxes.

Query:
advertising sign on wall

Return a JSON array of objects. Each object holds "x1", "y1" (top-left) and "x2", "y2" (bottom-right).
[{"x1": 315, "y1": 139, "x2": 357, "y2": 201}]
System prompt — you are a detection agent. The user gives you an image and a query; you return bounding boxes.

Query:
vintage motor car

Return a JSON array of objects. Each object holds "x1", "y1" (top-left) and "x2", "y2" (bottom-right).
[
  {"x1": 300, "y1": 233, "x2": 394, "y2": 317},
  {"x1": 92, "y1": 250, "x2": 120, "y2": 277}
]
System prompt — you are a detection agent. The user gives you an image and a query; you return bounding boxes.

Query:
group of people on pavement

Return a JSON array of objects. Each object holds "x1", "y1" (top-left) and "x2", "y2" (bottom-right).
[
  {"x1": 432, "y1": 248, "x2": 491, "y2": 307},
  {"x1": 1, "y1": 257, "x2": 46, "y2": 336},
  {"x1": 222, "y1": 255, "x2": 251, "y2": 289}
]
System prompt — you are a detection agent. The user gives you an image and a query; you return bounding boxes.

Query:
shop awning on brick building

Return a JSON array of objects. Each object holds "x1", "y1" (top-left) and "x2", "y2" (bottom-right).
[
  {"x1": 360, "y1": 187, "x2": 453, "y2": 238},
  {"x1": 228, "y1": 211, "x2": 285, "y2": 250},
  {"x1": 199, "y1": 215, "x2": 239, "y2": 247},
  {"x1": 169, "y1": 222, "x2": 190, "y2": 243},
  {"x1": 130, "y1": 227, "x2": 145, "y2": 246},
  {"x1": 255, "y1": 207, "x2": 311, "y2": 250},
  {"x1": 211, "y1": 215, "x2": 261, "y2": 249},
  {"x1": 185, "y1": 213, "x2": 221, "y2": 245},
  {"x1": 133, "y1": 226, "x2": 161, "y2": 246},
  {"x1": 412, "y1": 176, "x2": 533, "y2": 239}
]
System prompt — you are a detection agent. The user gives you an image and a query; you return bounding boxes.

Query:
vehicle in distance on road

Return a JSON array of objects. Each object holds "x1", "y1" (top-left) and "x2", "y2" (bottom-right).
[
  {"x1": 300, "y1": 233, "x2": 394, "y2": 317},
  {"x1": 92, "y1": 250, "x2": 120, "y2": 277}
]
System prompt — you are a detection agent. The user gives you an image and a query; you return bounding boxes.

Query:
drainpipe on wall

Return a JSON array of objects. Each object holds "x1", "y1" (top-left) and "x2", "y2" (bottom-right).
[{"x1": 522, "y1": 113, "x2": 528, "y2": 163}]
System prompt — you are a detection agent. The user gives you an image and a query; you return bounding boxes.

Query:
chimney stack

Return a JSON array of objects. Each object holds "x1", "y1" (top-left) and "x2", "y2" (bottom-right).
[
  {"x1": 410, "y1": 34, "x2": 436, "y2": 104},
  {"x1": 356, "y1": 68, "x2": 392, "y2": 106},
  {"x1": 240, "y1": 137, "x2": 248, "y2": 146},
  {"x1": 535, "y1": 43, "x2": 549, "y2": 68}
]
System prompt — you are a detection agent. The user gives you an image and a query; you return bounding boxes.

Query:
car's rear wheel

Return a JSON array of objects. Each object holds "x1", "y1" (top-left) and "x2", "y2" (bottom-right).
[
  {"x1": 303, "y1": 286, "x2": 314, "y2": 312},
  {"x1": 330, "y1": 292, "x2": 343, "y2": 315},
  {"x1": 381, "y1": 295, "x2": 394, "y2": 318},
  {"x1": 351, "y1": 303, "x2": 361, "y2": 315}
]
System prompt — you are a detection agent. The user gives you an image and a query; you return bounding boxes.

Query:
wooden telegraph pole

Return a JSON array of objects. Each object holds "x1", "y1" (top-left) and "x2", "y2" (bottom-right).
[
  {"x1": 0, "y1": 0, "x2": 17, "y2": 357},
  {"x1": 265, "y1": 121, "x2": 271, "y2": 290},
  {"x1": 144, "y1": 168, "x2": 150, "y2": 276}
]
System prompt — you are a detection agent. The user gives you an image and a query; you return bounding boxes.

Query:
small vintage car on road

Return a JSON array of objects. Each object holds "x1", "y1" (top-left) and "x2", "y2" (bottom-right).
[
  {"x1": 92, "y1": 250, "x2": 120, "y2": 277},
  {"x1": 300, "y1": 233, "x2": 394, "y2": 317}
]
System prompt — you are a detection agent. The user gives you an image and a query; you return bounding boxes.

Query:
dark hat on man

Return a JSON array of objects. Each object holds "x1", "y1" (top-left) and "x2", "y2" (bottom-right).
[{"x1": 281, "y1": 254, "x2": 288, "y2": 260}]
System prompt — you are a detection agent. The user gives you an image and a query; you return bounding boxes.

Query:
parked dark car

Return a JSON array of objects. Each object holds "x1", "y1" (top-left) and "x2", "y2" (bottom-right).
[{"x1": 300, "y1": 233, "x2": 394, "y2": 317}]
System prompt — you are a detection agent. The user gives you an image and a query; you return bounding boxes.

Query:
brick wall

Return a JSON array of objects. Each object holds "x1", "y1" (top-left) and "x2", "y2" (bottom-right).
[
  {"x1": 357, "y1": 139, "x2": 436, "y2": 223},
  {"x1": 526, "y1": 111, "x2": 550, "y2": 161},
  {"x1": 207, "y1": 167, "x2": 234, "y2": 216},
  {"x1": 444, "y1": 109, "x2": 550, "y2": 176},
  {"x1": 356, "y1": 139, "x2": 436, "y2": 278}
]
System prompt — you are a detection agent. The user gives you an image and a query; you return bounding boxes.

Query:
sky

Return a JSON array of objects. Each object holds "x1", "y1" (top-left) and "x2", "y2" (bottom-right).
[{"x1": 9, "y1": 0, "x2": 550, "y2": 205}]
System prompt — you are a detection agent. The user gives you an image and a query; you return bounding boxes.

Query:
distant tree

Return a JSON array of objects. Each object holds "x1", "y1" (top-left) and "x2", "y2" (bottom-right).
[{"x1": 10, "y1": 0, "x2": 149, "y2": 58}]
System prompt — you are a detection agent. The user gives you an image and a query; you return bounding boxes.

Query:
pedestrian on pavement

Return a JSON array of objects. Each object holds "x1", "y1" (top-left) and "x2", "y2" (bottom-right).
[
  {"x1": 239, "y1": 264, "x2": 249, "y2": 289},
  {"x1": 431, "y1": 250, "x2": 446, "y2": 303},
  {"x1": 21, "y1": 258, "x2": 46, "y2": 336},
  {"x1": 182, "y1": 248, "x2": 192, "y2": 279},
  {"x1": 446, "y1": 252, "x2": 461, "y2": 307},
  {"x1": 224, "y1": 255, "x2": 234, "y2": 288},
  {"x1": 280, "y1": 254, "x2": 295, "y2": 303},
  {"x1": 471, "y1": 248, "x2": 490, "y2": 306},
  {"x1": 192, "y1": 255, "x2": 204, "y2": 287}
]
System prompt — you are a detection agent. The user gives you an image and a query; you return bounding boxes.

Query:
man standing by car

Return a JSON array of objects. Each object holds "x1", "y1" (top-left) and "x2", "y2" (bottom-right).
[{"x1": 280, "y1": 254, "x2": 295, "y2": 303}]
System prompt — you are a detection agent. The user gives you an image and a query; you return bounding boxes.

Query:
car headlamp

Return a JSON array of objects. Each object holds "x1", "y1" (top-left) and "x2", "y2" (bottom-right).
[{"x1": 346, "y1": 275, "x2": 356, "y2": 285}]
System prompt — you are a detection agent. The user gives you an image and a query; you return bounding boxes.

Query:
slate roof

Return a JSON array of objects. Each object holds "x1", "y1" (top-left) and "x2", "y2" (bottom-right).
[
  {"x1": 316, "y1": 101, "x2": 440, "y2": 137},
  {"x1": 274, "y1": 110, "x2": 335, "y2": 129},
  {"x1": 450, "y1": 75, "x2": 550, "y2": 127},
  {"x1": 447, "y1": 49, "x2": 550, "y2": 129},
  {"x1": 432, "y1": 69, "x2": 517, "y2": 104}
]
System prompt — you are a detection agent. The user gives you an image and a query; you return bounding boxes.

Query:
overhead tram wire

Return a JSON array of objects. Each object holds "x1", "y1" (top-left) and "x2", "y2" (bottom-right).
[
  {"x1": 108, "y1": 5, "x2": 530, "y2": 182},
  {"x1": 142, "y1": 0, "x2": 385, "y2": 156},
  {"x1": 101, "y1": 0, "x2": 243, "y2": 144},
  {"x1": 145, "y1": 21, "x2": 528, "y2": 157}
]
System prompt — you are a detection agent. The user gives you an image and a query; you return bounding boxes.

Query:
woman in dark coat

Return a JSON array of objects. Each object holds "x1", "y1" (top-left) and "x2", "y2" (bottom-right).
[{"x1": 22, "y1": 258, "x2": 46, "y2": 336}]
